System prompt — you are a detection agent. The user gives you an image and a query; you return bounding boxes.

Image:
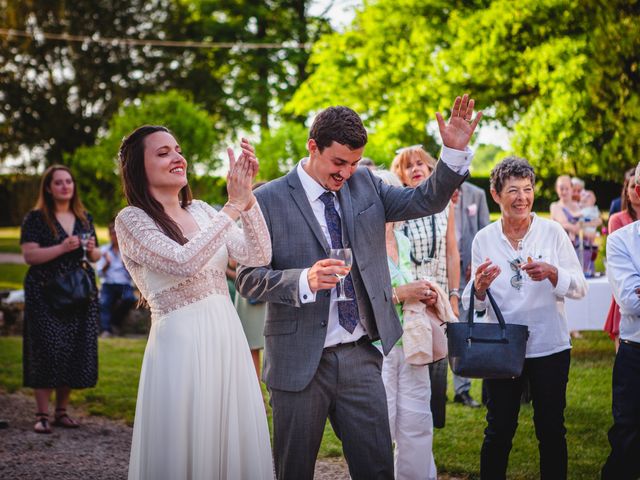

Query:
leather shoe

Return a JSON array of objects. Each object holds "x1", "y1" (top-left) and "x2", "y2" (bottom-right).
[{"x1": 454, "y1": 391, "x2": 480, "y2": 408}]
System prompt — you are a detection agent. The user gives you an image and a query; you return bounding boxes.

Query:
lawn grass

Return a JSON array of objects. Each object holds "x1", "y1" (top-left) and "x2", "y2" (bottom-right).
[
  {"x1": 0, "y1": 332, "x2": 615, "y2": 476},
  {"x1": 0, "y1": 263, "x2": 28, "y2": 290},
  {"x1": 0, "y1": 226, "x2": 109, "y2": 254},
  {"x1": 435, "y1": 331, "x2": 614, "y2": 479}
]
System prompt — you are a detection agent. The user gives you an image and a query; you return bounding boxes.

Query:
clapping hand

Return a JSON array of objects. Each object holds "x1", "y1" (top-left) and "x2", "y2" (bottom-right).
[
  {"x1": 474, "y1": 258, "x2": 501, "y2": 299},
  {"x1": 521, "y1": 260, "x2": 557, "y2": 283},
  {"x1": 436, "y1": 94, "x2": 483, "y2": 151},
  {"x1": 226, "y1": 138, "x2": 259, "y2": 211}
]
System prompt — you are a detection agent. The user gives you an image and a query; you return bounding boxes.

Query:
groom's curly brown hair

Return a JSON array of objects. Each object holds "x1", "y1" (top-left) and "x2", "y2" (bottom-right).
[{"x1": 309, "y1": 106, "x2": 368, "y2": 153}]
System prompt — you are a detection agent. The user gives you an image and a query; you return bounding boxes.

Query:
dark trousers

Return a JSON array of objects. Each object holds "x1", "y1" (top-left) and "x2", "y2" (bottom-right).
[
  {"x1": 481, "y1": 349, "x2": 571, "y2": 480},
  {"x1": 429, "y1": 357, "x2": 448, "y2": 428},
  {"x1": 601, "y1": 341, "x2": 640, "y2": 480},
  {"x1": 99, "y1": 283, "x2": 136, "y2": 333},
  {"x1": 269, "y1": 341, "x2": 393, "y2": 480}
]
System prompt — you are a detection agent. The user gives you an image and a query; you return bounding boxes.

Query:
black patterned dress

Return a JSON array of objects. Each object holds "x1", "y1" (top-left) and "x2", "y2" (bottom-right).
[{"x1": 20, "y1": 210, "x2": 99, "y2": 389}]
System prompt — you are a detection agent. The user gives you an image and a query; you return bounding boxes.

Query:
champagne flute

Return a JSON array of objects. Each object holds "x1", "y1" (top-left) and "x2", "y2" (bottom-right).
[
  {"x1": 420, "y1": 258, "x2": 437, "y2": 283},
  {"x1": 329, "y1": 248, "x2": 353, "y2": 301},
  {"x1": 80, "y1": 232, "x2": 91, "y2": 262}
]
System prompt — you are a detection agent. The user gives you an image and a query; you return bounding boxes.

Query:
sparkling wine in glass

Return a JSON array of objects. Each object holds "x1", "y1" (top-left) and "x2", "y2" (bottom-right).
[
  {"x1": 80, "y1": 232, "x2": 91, "y2": 262},
  {"x1": 420, "y1": 258, "x2": 437, "y2": 283},
  {"x1": 329, "y1": 248, "x2": 353, "y2": 301}
]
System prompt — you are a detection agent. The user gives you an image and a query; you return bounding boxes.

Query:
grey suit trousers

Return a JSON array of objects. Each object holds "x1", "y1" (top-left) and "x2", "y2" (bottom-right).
[{"x1": 269, "y1": 341, "x2": 394, "y2": 480}]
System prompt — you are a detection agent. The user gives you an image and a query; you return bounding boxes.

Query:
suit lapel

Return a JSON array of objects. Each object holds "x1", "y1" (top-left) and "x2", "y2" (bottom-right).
[
  {"x1": 286, "y1": 168, "x2": 330, "y2": 253},
  {"x1": 337, "y1": 183, "x2": 355, "y2": 248}
]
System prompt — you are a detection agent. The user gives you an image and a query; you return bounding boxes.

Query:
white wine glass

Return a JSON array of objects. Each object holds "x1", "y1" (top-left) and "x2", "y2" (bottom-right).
[
  {"x1": 329, "y1": 248, "x2": 353, "y2": 302},
  {"x1": 420, "y1": 258, "x2": 438, "y2": 283},
  {"x1": 80, "y1": 232, "x2": 91, "y2": 262}
]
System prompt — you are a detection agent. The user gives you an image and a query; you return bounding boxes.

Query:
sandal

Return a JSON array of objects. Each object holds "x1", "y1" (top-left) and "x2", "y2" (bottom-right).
[
  {"x1": 53, "y1": 408, "x2": 80, "y2": 429},
  {"x1": 34, "y1": 412, "x2": 51, "y2": 434}
]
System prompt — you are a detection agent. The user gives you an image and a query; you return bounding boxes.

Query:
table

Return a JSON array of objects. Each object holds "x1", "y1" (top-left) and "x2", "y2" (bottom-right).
[{"x1": 565, "y1": 276, "x2": 612, "y2": 331}]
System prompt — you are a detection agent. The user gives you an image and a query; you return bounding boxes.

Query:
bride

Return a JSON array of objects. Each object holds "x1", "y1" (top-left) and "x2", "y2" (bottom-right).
[{"x1": 115, "y1": 125, "x2": 273, "y2": 479}]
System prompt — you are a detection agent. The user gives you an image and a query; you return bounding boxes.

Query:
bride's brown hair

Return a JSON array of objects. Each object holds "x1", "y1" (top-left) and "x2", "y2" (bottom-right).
[{"x1": 118, "y1": 125, "x2": 193, "y2": 245}]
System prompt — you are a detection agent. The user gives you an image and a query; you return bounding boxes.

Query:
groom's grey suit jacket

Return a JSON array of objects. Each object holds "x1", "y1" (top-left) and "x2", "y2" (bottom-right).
[{"x1": 236, "y1": 160, "x2": 466, "y2": 392}]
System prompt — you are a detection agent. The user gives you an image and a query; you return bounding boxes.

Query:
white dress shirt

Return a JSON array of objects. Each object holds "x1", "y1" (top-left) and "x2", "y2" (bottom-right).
[
  {"x1": 606, "y1": 221, "x2": 640, "y2": 343},
  {"x1": 462, "y1": 214, "x2": 587, "y2": 358},
  {"x1": 297, "y1": 146, "x2": 474, "y2": 348},
  {"x1": 296, "y1": 161, "x2": 367, "y2": 347}
]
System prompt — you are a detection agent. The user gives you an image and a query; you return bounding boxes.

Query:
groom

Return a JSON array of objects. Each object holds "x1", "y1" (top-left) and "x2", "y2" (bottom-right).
[{"x1": 236, "y1": 95, "x2": 481, "y2": 479}]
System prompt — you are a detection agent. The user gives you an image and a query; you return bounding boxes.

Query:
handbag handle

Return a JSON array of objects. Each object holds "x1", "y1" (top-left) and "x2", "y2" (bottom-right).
[{"x1": 467, "y1": 283, "x2": 509, "y2": 343}]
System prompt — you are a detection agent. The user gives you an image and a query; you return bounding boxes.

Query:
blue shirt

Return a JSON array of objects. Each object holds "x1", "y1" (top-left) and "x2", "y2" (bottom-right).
[
  {"x1": 607, "y1": 221, "x2": 640, "y2": 343},
  {"x1": 96, "y1": 244, "x2": 133, "y2": 286}
]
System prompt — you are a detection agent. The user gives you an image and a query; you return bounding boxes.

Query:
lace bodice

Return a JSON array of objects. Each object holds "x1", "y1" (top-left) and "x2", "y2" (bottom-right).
[{"x1": 115, "y1": 200, "x2": 271, "y2": 316}]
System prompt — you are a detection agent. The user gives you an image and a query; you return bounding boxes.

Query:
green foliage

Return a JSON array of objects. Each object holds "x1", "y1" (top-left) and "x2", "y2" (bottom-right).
[
  {"x1": 0, "y1": 175, "x2": 40, "y2": 227},
  {"x1": 0, "y1": 263, "x2": 28, "y2": 290},
  {"x1": 254, "y1": 121, "x2": 309, "y2": 180},
  {"x1": 470, "y1": 143, "x2": 507, "y2": 176},
  {"x1": 1, "y1": 1, "x2": 331, "y2": 169},
  {"x1": 288, "y1": 0, "x2": 472, "y2": 159},
  {"x1": 0, "y1": 0, "x2": 181, "y2": 167},
  {"x1": 288, "y1": 0, "x2": 640, "y2": 180},
  {"x1": 0, "y1": 332, "x2": 617, "y2": 475},
  {"x1": 67, "y1": 90, "x2": 218, "y2": 223}
]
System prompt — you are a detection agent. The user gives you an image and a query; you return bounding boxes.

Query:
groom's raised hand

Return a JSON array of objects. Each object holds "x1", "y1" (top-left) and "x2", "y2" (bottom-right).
[{"x1": 435, "y1": 94, "x2": 482, "y2": 151}]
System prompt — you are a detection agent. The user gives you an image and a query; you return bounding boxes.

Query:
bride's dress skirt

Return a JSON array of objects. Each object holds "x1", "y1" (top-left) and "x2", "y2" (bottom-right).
[{"x1": 128, "y1": 293, "x2": 273, "y2": 479}]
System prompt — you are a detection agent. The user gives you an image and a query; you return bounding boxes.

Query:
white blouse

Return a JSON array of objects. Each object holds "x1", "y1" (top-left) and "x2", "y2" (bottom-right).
[{"x1": 462, "y1": 214, "x2": 587, "y2": 358}]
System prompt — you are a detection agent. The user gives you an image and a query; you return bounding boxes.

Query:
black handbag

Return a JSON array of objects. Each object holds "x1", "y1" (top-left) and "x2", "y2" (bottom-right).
[
  {"x1": 447, "y1": 285, "x2": 529, "y2": 379},
  {"x1": 44, "y1": 261, "x2": 96, "y2": 314}
]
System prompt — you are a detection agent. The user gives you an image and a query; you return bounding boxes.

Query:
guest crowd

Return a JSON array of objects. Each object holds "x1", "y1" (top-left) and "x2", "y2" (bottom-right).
[{"x1": 18, "y1": 94, "x2": 640, "y2": 479}]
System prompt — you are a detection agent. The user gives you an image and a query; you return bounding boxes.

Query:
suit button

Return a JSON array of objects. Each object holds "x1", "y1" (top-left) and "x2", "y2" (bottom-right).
[
  {"x1": 303, "y1": 294, "x2": 308, "y2": 300},
  {"x1": 321, "y1": 321, "x2": 327, "y2": 327}
]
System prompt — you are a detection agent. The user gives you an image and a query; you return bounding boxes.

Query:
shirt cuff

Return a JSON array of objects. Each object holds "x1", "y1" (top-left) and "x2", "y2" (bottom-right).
[
  {"x1": 553, "y1": 266, "x2": 571, "y2": 297},
  {"x1": 440, "y1": 145, "x2": 474, "y2": 175},
  {"x1": 473, "y1": 294, "x2": 488, "y2": 311},
  {"x1": 299, "y1": 268, "x2": 316, "y2": 304}
]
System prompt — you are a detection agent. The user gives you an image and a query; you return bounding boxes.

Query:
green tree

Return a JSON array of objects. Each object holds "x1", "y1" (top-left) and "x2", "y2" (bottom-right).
[
  {"x1": 1, "y1": 0, "x2": 332, "y2": 169},
  {"x1": 0, "y1": 0, "x2": 180, "y2": 168},
  {"x1": 287, "y1": 0, "x2": 471, "y2": 158},
  {"x1": 254, "y1": 121, "x2": 309, "y2": 180},
  {"x1": 288, "y1": 0, "x2": 640, "y2": 179},
  {"x1": 67, "y1": 90, "x2": 218, "y2": 223}
]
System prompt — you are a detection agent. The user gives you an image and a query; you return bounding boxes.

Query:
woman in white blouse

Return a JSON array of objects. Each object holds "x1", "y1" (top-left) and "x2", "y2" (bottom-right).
[{"x1": 462, "y1": 156, "x2": 587, "y2": 480}]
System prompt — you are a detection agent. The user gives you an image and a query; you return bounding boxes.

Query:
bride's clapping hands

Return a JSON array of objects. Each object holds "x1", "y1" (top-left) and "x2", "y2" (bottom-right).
[
  {"x1": 224, "y1": 140, "x2": 257, "y2": 217},
  {"x1": 239, "y1": 137, "x2": 259, "y2": 181}
]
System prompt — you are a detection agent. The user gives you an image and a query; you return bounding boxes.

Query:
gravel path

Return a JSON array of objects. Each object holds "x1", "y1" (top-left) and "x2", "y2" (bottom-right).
[
  {"x1": 0, "y1": 253, "x2": 24, "y2": 264},
  {"x1": 0, "y1": 391, "x2": 350, "y2": 480}
]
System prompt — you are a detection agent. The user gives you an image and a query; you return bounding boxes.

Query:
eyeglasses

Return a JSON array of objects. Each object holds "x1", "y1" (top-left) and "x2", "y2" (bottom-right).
[
  {"x1": 395, "y1": 144, "x2": 423, "y2": 154},
  {"x1": 509, "y1": 257, "x2": 524, "y2": 290}
]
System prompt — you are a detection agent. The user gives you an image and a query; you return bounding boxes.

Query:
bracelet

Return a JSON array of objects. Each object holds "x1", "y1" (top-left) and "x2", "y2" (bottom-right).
[
  {"x1": 392, "y1": 287, "x2": 399, "y2": 304},
  {"x1": 224, "y1": 202, "x2": 244, "y2": 216},
  {"x1": 449, "y1": 288, "x2": 460, "y2": 299}
]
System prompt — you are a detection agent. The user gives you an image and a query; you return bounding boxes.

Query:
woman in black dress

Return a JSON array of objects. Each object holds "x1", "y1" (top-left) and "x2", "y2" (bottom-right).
[{"x1": 20, "y1": 165, "x2": 100, "y2": 433}]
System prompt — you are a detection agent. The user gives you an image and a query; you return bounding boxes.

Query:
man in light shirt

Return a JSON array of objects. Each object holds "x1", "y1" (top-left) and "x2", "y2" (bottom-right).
[
  {"x1": 601, "y1": 161, "x2": 640, "y2": 480},
  {"x1": 96, "y1": 221, "x2": 136, "y2": 337}
]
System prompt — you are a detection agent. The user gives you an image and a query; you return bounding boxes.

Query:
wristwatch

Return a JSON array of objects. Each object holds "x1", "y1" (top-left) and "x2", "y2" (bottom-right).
[{"x1": 449, "y1": 288, "x2": 460, "y2": 299}]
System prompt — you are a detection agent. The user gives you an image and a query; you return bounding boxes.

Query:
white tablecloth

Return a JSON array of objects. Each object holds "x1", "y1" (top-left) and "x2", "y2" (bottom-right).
[{"x1": 565, "y1": 276, "x2": 612, "y2": 331}]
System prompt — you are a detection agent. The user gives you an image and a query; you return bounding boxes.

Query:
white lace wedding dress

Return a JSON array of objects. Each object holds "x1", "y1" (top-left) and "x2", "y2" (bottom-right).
[{"x1": 115, "y1": 200, "x2": 274, "y2": 480}]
